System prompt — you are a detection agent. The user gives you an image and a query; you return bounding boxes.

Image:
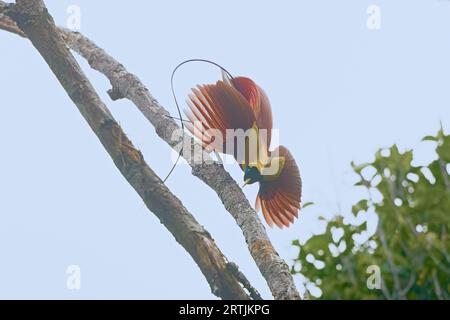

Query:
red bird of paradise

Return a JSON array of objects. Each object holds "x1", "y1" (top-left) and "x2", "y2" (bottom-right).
[{"x1": 183, "y1": 71, "x2": 301, "y2": 228}]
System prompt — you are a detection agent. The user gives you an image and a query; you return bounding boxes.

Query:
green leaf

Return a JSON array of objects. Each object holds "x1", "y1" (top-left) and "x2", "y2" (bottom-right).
[
  {"x1": 302, "y1": 202, "x2": 314, "y2": 209},
  {"x1": 422, "y1": 135, "x2": 437, "y2": 142},
  {"x1": 291, "y1": 126, "x2": 450, "y2": 300},
  {"x1": 352, "y1": 200, "x2": 369, "y2": 215}
]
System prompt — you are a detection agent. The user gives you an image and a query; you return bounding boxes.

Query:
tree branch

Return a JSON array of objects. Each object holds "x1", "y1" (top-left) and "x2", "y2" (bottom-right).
[
  {"x1": 0, "y1": 1, "x2": 300, "y2": 299},
  {"x1": 431, "y1": 268, "x2": 444, "y2": 300},
  {"x1": 0, "y1": 1, "x2": 24, "y2": 36},
  {"x1": 380, "y1": 277, "x2": 392, "y2": 300},
  {"x1": 377, "y1": 221, "x2": 404, "y2": 299},
  {"x1": 2, "y1": 0, "x2": 257, "y2": 300},
  {"x1": 226, "y1": 262, "x2": 263, "y2": 300},
  {"x1": 399, "y1": 271, "x2": 416, "y2": 298},
  {"x1": 58, "y1": 24, "x2": 299, "y2": 301}
]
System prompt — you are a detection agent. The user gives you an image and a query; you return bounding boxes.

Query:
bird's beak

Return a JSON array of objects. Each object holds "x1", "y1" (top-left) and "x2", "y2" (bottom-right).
[{"x1": 241, "y1": 178, "x2": 252, "y2": 188}]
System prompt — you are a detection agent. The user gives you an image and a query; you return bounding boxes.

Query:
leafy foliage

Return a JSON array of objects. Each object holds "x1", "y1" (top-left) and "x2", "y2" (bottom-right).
[{"x1": 292, "y1": 128, "x2": 450, "y2": 299}]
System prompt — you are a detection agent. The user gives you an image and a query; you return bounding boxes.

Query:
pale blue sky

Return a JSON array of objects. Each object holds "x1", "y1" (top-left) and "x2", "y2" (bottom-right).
[{"x1": 0, "y1": 0, "x2": 449, "y2": 299}]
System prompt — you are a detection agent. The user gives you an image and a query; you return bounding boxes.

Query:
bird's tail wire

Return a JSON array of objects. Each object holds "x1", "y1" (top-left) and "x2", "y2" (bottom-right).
[{"x1": 162, "y1": 59, "x2": 234, "y2": 183}]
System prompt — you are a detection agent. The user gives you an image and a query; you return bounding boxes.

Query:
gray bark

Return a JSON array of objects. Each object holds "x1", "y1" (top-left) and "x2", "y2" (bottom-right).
[
  {"x1": 58, "y1": 26, "x2": 300, "y2": 301},
  {"x1": 1, "y1": 0, "x2": 258, "y2": 300},
  {"x1": 1, "y1": 0, "x2": 300, "y2": 299}
]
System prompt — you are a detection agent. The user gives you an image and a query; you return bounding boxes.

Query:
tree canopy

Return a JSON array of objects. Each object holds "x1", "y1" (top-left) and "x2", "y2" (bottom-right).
[{"x1": 293, "y1": 127, "x2": 450, "y2": 299}]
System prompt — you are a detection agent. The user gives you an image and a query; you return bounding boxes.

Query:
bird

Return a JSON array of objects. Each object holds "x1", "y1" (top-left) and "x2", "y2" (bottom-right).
[{"x1": 183, "y1": 71, "x2": 301, "y2": 228}]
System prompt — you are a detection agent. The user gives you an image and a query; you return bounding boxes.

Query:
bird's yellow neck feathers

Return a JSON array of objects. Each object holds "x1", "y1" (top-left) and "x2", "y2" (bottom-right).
[{"x1": 240, "y1": 123, "x2": 285, "y2": 181}]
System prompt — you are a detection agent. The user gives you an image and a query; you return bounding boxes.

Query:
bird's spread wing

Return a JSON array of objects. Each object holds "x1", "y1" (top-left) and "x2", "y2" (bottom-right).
[
  {"x1": 225, "y1": 74, "x2": 273, "y2": 148},
  {"x1": 185, "y1": 73, "x2": 300, "y2": 228},
  {"x1": 256, "y1": 146, "x2": 301, "y2": 228},
  {"x1": 184, "y1": 80, "x2": 256, "y2": 154}
]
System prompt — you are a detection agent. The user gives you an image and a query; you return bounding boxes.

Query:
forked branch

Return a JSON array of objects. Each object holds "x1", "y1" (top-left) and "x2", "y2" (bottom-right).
[
  {"x1": 1, "y1": 0, "x2": 257, "y2": 300},
  {"x1": 0, "y1": 0, "x2": 300, "y2": 299}
]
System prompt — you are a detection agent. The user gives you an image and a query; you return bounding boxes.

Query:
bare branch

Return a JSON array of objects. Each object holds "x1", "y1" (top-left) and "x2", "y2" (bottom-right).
[
  {"x1": 380, "y1": 277, "x2": 392, "y2": 300},
  {"x1": 432, "y1": 269, "x2": 444, "y2": 300},
  {"x1": 399, "y1": 271, "x2": 416, "y2": 298},
  {"x1": 1, "y1": 0, "x2": 300, "y2": 299},
  {"x1": 58, "y1": 24, "x2": 300, "y2": 301},
  {"x1": 377, "y1": 221, "x2": 404, "y2": 299},
  {"x1": 225, "y1": 262, "x2": 263, "y2": 300},
  {"x1": 0, "y1": 2, "x2": 25, "y2": 37},
  {"x1": 2, "y1": 0, "x2": 256, "y2": 300}
]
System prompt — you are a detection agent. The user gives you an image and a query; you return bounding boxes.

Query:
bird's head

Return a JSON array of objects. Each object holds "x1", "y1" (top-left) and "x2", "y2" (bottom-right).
[{"x1": 243, "y1": 166, "x2": 262, "y2": 187}]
